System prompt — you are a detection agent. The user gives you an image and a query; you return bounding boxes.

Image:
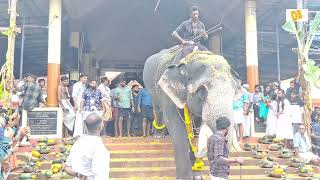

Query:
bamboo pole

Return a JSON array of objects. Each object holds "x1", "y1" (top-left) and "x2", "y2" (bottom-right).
[
  {"x1": 296, "y1": 0, "x2": 312, "y2": 136},
  {"x1": 0, "y1": 0, "x2": 19, "y2": 107}
]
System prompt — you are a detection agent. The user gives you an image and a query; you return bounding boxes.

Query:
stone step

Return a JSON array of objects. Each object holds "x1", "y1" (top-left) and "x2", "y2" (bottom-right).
[
  {"x1": 9, "y1": 173, "x2": 308, "y2": 180},
  {"x1": 108, "y1": 166, "x2": 303, "y2": 178},
  {"x1": 108, "y1": 150, "x2": 287, "y2": 160},
  {"x1": 106, "y1": 143, "x2": 173, "y2": 151},
  {"x1": 15, "y1": 156, "x2": 294, "y2": 169},
  {"x1": 108, "y1": 174, "x2": 308, "y2": 180},
  {"x1": 103, "y1": 137, "x2": 172, "y2": 144},
  {"x1": 8, "y1": 166, "x2": 305, "y2": 179},
  {"x1": 10, "y1": 137, "x2": 301, "y2": 179},
  {"x1": 16, "y1": 147, "x2": 275, "y2": 158}
]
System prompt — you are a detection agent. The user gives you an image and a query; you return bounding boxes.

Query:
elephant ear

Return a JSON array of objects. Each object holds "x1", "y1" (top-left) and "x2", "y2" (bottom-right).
[{"x1": 158, "y1": 64, "x2": 187, "y2": 109}]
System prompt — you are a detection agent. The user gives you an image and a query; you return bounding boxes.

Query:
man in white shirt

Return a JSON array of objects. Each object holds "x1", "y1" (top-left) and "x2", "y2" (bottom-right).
[
  {"x1": 64, "y1": 113, "x2": 110, "y2": 179},
  {"x1": 97, "y1": 77, "x2": 112, "y2": 136},
  {"x1": 72, "y1": 74, "x2": 88, "y2": 136},
  {"x1": 97, "y1": 77, "x2": 111, "y2": 107},
  {"x1": 294, "y1": 124, "x2": 320, "y2": 165},
  {"x1": 72, "y1": 74, "x2": 88, "y2": 111}
]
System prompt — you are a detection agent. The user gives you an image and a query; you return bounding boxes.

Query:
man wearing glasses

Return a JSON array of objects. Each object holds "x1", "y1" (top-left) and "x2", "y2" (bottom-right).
[{"x1": 294, "y1": 124, "x2": 320, "y2": 165}]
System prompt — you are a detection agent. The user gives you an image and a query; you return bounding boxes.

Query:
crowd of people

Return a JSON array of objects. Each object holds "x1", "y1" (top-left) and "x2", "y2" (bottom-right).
[
  {"x1": 2, "y1": 72, "x2": 320, "y2": 179},
  {"x1": 66, "y1": 74, "x2": 154, "y2": 138},
  {"x1": 207, "y1": 79, "x2": 320, "y2": 180},
  {"x1": 0, "y1": 73, "x2": 155, "y2": 139},
  {"x1": 0, "y1": 73, "x2": 156, "y2": 178},
  {"x1": 232, "y1": 79, "x2": 305, "y2": 145}
]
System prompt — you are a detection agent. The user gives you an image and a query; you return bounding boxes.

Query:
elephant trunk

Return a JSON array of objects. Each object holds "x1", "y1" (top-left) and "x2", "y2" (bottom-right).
[{"x1": 201, "y1": 80, "x2": 241, "y2": 152}]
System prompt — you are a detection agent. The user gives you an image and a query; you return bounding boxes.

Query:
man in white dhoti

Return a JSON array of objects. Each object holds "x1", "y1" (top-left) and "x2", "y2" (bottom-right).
[
  {"x1": 58, "y1": 76, "x2": 75, "y2": 137},
  {"x1": 288, "y1": 91, "x2": 304, "y2": 134},
  {"x1": 98, "y1": 77, "x2": 112, "y2": 136},
  {"x1": 294, "y1": 124, "x2": 320, "y2": 165},
  {"x1": 72, "y1": 74, "x2": 88, "y2": 137},
  {"x1": 97, "y1": 77, "x2": 111, "y2": 107},
  {"x1": 64, "y1": 113, "x2": 110, "y2": 179},
  {"x1": 196, "y1": 123, "x2": 213, "y2": 158},
  {"x1": 242, "y1": 84, "x2": 252, "y2": 138},
  {"x1": 232, "y1": 85, "x2": 249, "y2": 144}
]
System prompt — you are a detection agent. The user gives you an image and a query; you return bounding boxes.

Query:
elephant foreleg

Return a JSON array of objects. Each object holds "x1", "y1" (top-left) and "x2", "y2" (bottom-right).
[
  {"x1": 162, "y1": 103, "x2": 193, "y2": 179},
  {"x1": 153, "y1": 106, "x2": 165, "y2": 138}
]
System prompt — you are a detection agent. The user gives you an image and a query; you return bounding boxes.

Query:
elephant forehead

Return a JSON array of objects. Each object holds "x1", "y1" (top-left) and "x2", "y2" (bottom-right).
[
  {"x1": 180, "y1": 51, "x2": 230, "y2": 68},
  {"x1": 180, "y1": 51, "x2": 232, "y2": 79}
]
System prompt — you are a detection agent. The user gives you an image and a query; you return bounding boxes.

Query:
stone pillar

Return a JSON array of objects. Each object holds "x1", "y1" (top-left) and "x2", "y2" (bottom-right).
[
  {"x1": 47, "y1": 0, "x2": 61, "y2": 107},
  {"x1": 245, "y1": 0, "x2": 259, "y2": 92},
  {"x1": 81, "y1": 53, "x2": 91, "y2": 78},
  {"x1": 209, "y1": 34, "x2": 222, "y2": 55},
  {"x1": 81, "y1": 53, "x2": 99, "y2": 81}
]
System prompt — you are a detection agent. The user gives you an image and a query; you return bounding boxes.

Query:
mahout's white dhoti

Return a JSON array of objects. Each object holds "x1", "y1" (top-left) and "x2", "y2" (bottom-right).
[
  {"x1": 74, "y1": 110, "x2": 103, "y2": 136},
  {"x1": 197, "y1": 123, "x2": 242, "y2": 157},
  {"x1": 196, "y1": 123, "x2": 213, "y2": 157},
  {"x1": 233, "y1": 109, "x2": 244, "y2": 124},
  {"x1": 73, "y1": 99, "x2": 83, "y2": 137},
  {"x1": 73, "y1": 112, "x2": 83, "y2": 137},
  {"x1": 61, "y1": 99, "x2": 75, "y2": 131},
  {"x1": 210, "y1": 176, "x2": 227, "y2": 180},
  {"x1": 243, "y1": 113, "x2": 253, "y2": 137}
]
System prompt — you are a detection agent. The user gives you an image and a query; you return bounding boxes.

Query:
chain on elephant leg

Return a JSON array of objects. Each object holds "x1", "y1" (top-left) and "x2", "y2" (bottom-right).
[{"x1": 152, "y1": 114, "x2": 166, "y2": 138}]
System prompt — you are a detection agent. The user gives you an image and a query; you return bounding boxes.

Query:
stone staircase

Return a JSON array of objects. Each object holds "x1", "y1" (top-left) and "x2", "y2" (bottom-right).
[{"x1": 7, "y1": 137, "x2": 311, "y2": 179}]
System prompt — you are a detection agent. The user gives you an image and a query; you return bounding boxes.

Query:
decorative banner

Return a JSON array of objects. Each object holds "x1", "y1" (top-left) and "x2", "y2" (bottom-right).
[{"x1": 286, "y1": 9, "x2": 308, "y2": 22}]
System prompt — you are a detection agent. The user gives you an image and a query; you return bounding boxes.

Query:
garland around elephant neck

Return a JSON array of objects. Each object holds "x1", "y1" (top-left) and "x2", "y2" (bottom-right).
[{"x1": 184, "y1": 105, "x2": 205, "y2": 171}]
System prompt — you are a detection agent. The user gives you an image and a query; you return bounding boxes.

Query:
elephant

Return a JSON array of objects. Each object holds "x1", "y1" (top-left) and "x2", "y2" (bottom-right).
[{"x1": 143, "y1": 47, "x2": 241, "y2": 179}]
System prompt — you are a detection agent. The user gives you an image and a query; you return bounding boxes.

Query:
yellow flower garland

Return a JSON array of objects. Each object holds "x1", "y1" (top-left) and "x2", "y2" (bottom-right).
[
  {"x1": 183, "y1": 105, "x2": 205, "y2": 171},
  {"x1": 152, "y1": 106, "x2": 204, "y2": 170}
]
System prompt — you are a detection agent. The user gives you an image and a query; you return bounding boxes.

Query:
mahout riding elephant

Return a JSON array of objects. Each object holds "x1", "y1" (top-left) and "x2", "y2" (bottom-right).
[{"x1": 143, "y1": 47, "x2": 240, "y2": 179}]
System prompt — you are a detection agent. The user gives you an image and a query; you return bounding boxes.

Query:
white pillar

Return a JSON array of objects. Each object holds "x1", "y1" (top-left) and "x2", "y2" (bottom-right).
[
  {"x1": 245, "y1": 0, "x2": 259, "y2": 92},
  {"x1": 47, "y1": 0, "x2": 61, "y2": 107}
]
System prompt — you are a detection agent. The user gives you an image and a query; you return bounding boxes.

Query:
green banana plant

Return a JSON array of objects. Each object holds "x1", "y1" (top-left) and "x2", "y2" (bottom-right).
[{"x1": 282, "y1": 12, "x2": 320, "y2": 87}]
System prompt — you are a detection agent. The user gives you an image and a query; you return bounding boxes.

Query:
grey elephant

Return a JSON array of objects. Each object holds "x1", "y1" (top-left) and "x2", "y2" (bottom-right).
[{"x1": 143, "y1": 47, "x2": 241, "y2": 179}]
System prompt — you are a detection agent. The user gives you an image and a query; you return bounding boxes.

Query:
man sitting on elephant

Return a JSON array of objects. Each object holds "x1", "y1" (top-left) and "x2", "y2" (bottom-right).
[{"x1": 172, "y1": 6, "x2": 208, "y2": 59}]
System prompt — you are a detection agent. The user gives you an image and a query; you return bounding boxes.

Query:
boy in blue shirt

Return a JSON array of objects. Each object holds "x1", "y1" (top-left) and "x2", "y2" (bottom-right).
[{"x1": 137, "y1": 88, "x2": 153, "y2": 137}]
